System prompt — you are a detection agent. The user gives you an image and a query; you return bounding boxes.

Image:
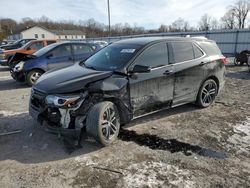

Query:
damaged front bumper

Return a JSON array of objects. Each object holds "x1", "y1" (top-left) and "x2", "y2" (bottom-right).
[{"x1": 29, "y1": 89, "x2": 88, "y2": 139}]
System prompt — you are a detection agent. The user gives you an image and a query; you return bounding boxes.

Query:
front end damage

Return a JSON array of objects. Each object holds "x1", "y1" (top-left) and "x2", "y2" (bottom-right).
[{"x1": 29, "y1": 89, "x2": 92, "y2": 143}]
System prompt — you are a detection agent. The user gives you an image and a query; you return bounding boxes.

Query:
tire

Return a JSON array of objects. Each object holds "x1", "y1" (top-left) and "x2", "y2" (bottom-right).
[
  {"x1": 196, "y1": 79, "x2": 218, "y2": 108},
  {"x1": 234, "y1": 57, "x2": 241, "y2": 66},
  {"x1": 86, "y1": 101, "x2": 120, "y2": 146},
  {"x1": 26, "y1": 70, "x2": 43, "y2": 86}
]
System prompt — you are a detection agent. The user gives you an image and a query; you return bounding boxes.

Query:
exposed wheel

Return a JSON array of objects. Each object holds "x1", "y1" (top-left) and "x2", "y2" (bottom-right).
[
  {"x1": 26, "y1": 70, "x2": 43, "y2": 86},
  {"x1": 196, "y1": 79, "x2": 218, "y2": 108},
  {"x1": 86, "y1": 101, "x2": 120, "y2": 146}
]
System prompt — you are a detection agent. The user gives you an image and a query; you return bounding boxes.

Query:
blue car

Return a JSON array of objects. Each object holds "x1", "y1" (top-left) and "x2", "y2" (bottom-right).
[{"x1": 11, "y1": 42, "x2": 101, "y2": 86}]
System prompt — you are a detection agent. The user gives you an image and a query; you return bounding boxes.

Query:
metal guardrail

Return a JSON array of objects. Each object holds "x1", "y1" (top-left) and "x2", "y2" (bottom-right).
[{"x1": 84, "y1": 29, "x2": 250, "y2": 56}]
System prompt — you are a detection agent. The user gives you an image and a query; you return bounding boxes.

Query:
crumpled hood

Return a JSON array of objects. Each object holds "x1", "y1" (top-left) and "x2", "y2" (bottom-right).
[{"x1": 33, "y1": 63, "x2": 113, "y2": 94}]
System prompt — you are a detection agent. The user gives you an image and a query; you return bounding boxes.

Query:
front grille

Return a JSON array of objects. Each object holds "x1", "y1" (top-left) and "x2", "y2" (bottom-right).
[{"x1": 31, "y1": 88, "x2": 47, "y2": 108}]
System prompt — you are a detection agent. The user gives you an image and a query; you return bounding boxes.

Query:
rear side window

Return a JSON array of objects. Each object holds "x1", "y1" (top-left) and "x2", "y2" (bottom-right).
[
  {"x1": 73, "y1": 44, "x2": 93, "y2": 55},
  {"x1": 171, "y1": 42, "x2": 194, "y2": 63},
  {"x1": 197, "y1": 41, "x2": 221, "y2": 55},
  {"x1": 193, "y1": 44, "x2": 204, "y2": 58},
  {"x1": 134, "y1": 43, "x2": 168, "y2": 68}
]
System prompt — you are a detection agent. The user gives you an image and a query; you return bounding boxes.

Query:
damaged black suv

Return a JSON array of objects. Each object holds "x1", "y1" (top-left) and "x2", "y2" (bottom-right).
[{"x1": 29, "y1": 37, "x2": 226, "y2": 146}]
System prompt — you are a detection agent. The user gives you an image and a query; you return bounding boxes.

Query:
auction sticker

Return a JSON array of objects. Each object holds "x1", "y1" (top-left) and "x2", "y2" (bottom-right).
[{"x1": 121, "y1": 49, "x2": 136, "y2": 53}]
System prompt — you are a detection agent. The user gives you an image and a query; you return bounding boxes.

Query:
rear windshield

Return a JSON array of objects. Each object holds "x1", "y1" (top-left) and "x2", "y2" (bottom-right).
[
  {"x1": 197, "y1": 41, "x2": 222, "y2": 55},
  {"x1": 83, "y1": 43, "x2": 141, "y2": 71}
]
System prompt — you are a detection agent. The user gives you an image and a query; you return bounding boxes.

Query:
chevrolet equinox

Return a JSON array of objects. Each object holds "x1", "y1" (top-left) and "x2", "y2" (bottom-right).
[{"x1": 29, "y1": 37, "x2": 226, "y2": 146}]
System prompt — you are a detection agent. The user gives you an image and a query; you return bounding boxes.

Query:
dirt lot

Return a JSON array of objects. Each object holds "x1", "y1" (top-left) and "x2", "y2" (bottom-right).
[{"x1": 0, "y1": 63, "x2": 249, "y2": 188}]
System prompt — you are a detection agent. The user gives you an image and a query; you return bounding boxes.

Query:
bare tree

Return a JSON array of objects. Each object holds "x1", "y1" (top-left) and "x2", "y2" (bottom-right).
[
  {"x1": 230, "y1": 0, "x2": 250, "y2": 28},
  {"x1": 221, "y1": 9, "x2": 236, "y2": 29},
  {"x1": 198, "y1": 14, "x2": 212, "y2": 31}
]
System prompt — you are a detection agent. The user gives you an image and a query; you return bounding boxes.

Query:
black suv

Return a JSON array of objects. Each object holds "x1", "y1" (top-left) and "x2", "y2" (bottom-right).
[{"x1": 29, "y1": 37, "x2": 226, "y2": 146}]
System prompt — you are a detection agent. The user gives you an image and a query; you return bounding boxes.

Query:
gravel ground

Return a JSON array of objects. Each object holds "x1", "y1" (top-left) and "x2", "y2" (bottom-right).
[{"x1": 0, "y1": 62, "x2": 249, "y2": 188}]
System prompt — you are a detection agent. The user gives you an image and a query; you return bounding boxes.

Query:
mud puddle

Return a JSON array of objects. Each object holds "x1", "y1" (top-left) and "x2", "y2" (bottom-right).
[{"x1": 119, "y1": 129, "x2": 227, "y2": 159}]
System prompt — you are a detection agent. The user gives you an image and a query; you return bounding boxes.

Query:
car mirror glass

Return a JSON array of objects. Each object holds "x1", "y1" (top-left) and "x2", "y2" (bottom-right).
[{"x1": 130, "y1": 65, "x2": 151, "y2": 73}]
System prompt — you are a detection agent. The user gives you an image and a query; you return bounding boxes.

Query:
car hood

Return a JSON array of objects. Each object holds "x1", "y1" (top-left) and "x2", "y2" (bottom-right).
[{"x1": 33, "y1": 63, "x2": 113, "y2": 94}]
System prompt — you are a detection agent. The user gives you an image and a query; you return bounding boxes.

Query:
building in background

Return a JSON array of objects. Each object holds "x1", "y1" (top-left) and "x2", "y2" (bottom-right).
[{"x1": 8, "y1": 26, "x2": 85, "y2": 40}]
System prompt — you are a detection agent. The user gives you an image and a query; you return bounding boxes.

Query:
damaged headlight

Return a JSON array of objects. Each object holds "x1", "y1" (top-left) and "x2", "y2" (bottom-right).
[
  {"x1": 45, "y1": 94, "x2": 82, "y2": 108},
  {"x1": 14, "y1": 61, "x2": 25, "y2": 72}
]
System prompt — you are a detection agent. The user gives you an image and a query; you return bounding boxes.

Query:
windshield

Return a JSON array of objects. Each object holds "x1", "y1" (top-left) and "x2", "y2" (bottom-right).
[
  {"x1": 83, "y1": 43, "x2": 141, "y2": 71},
  {"x1": 33, "y1": 43, "x2": 58, "y2": 57}
]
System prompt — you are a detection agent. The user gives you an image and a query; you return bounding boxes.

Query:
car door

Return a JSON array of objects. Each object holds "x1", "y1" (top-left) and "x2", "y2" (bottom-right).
[
  {"x1": 47, "y1": 44, "x2": 74, "y2": 70},
  {"x1": 128, "y1": 42, "x2": 174, "y2": 113},
  {"x1": 72, "y1": 44, "x2": 94, "y2": 62},
  {"x1": 170, "y1": 41, "x2": 205, "y2": 106}
]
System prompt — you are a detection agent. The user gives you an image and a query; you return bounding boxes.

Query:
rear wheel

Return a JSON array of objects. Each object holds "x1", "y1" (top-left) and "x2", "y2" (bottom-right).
[
  {"x1": 86, "y1": 101, "x2": 120, "y2": 146},
  {"x1": 26, "y1": 70, "x2": 43, "y2": 86},
  {"x1": 196, "y1": 79, "x2": 218, "y2": 108}
]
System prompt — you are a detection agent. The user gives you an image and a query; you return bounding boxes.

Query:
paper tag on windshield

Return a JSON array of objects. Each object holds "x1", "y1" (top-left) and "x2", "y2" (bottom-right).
[{"x1": 121, "y1": 49, "x2": 136, "y2": 53}]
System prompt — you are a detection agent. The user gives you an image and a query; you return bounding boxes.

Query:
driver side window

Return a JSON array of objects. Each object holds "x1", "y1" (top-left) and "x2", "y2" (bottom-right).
[
  {"x1": 133, "y1": 42, "x2": 169, "y2": 68},
  {"x1": 51, "y1": 45, "x2": 71, "y2": 57},
  {"x1": 29, "y1": 42, "x2": 44, "y2": 50}
]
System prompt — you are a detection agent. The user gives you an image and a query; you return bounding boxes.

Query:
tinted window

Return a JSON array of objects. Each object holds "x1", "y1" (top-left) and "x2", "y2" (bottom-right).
[
  {"x1": 73, "y1": 44, "x2": 93, "y2": 55},
  {"x1": 134, "y1": 43, "x2": 168, "y2": 68},
  {"x1": 29, "y1": 42, "x2": 44, "y2": 50},
  {"x1": 171, "y1": 42, "x2": 194, "y2": 63},
  {"x1": 198, "y1": 41, "x2": 221, "y2": 55},
  {"x1": 84, "y1": 44, "x2": 141, "y2": 71},
  {"x1": 193, "y1": 44, "x2": 204, "y2": 58},
  {"x1": 51, "y1": 45, "x2": 71, "y2": 57}
]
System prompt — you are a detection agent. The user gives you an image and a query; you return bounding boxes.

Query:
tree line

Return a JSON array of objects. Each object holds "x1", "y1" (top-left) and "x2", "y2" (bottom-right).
[{"x1": 0, "y1": 0, "x2": 249, "y2": 40}]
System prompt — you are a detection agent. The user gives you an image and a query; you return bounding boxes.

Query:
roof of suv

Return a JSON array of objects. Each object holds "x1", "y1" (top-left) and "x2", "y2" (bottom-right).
[{"x1": 115, "y1": 37, "x2": 212, "y2": 46}]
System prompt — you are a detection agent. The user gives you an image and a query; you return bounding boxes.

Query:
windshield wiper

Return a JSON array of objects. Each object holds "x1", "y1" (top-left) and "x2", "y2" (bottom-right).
[{"x1": 84, "y1": 64, "x2": 96, "y2": 70}]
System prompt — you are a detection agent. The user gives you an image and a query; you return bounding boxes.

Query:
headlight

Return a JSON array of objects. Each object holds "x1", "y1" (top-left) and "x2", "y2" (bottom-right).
[
  {"x1": 0, "y1": 53, "x2": 5, "y2": 59},
  {"x1": 14, "y1": 61, "x2": 25, "y2": 72},
  {"x1": 45, "y1": 94, "x2": 82, "y2": 108}
]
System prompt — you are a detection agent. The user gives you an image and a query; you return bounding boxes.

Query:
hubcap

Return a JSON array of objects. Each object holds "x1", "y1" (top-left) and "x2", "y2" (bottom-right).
[
  {"x1": 30, "y1": 72, "x2": 41, "y2": 84},
  {"x1": 101, "y1": 107, "x2": 118, "y2": 140},
  {"x1": 201, "y1": 82, "x2": 217, "y2": 105}
]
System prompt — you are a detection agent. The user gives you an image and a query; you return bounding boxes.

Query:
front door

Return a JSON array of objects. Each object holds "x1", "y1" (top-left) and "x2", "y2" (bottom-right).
[
  {"x1": 47, "y1": 44, "x2": 74, "y2": 70},
  {"x1": 128, "y1": 42, "x2": 175, "y2": 114}
]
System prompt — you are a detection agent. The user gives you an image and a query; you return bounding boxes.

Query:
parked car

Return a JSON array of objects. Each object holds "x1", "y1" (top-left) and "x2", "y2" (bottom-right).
[
  {"x1": 0, "y1": 40, "x2": 15, "y2": 46},
  {"x1": 11, "y1": 42, "x2": 101, "y2": 86},
  {"x1": 234, "y1": 50, "x2": 250, "y2": 66},
  {"x1": 0, "y1": 39, "x2": 57, "y2": 66},
  {"x1": 29, "y1": 37, "x2": 226, "y2": 146},
  {"x1": 0, "y1": 38, "x2": 36, "y2": 50}
]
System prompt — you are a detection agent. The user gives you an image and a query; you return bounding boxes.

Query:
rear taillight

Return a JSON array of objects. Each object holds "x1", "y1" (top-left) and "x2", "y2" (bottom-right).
[{"x1": 220, "y1": 57, "x2": 227, "y2": 65}]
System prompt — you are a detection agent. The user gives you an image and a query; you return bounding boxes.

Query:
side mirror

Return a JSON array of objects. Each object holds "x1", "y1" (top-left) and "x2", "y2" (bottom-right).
[
  {"x1": 130, "y1": 65, "x2": 151, "y2": 73},
  {"x1": 46, "y1": 54, "x2": 53, "y2": 59}
]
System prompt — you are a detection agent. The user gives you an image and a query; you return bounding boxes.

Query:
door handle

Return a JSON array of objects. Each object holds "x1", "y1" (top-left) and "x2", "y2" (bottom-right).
[
  {"x1": 163, "y1": 70, "x2": 174, "y2": 75},
  {"x1": 199, "y1": 61, "x2": 206, "y2": 66}
]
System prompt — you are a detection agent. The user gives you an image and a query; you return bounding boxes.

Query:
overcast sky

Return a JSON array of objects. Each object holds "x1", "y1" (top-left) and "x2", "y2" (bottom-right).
[{"x1": 1, "y1": 0, "x2": 236, "y2": 29}]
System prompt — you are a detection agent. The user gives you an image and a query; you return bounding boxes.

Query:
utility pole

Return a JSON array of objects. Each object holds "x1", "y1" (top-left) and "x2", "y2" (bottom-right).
[{"x1": 107, "y1": 0, "x2": 111, "y2": 40}]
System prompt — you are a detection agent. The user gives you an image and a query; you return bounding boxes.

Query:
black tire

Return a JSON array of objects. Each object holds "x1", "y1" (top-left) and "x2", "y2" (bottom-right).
[
  {"x1": 86, "y1": 101, "x2": 120, "y2": 146},
  {"x1": 196, "y1": 79, "x2": 218, "y2": 108},
  {"x1": 234, "y1": 57, "x2": 241, "y2": 66},
  {"x1": 26, "y1": 70, "x2": 43, "y2": 86}
]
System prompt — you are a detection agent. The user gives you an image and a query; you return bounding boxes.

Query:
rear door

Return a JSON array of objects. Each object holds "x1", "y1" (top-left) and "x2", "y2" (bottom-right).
[
  {"x1": 128, "y1": 42, "x2": 175, "y2": 113},
  {"x1": 170, "y1": 41, "x2": 205, "y2": 106},
  {"x1": 72, "y1": 44, "x2": 94, "y2": 62},
  {"x1": 47, "y1": 44, "x2": 74, "y2": 70}
]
